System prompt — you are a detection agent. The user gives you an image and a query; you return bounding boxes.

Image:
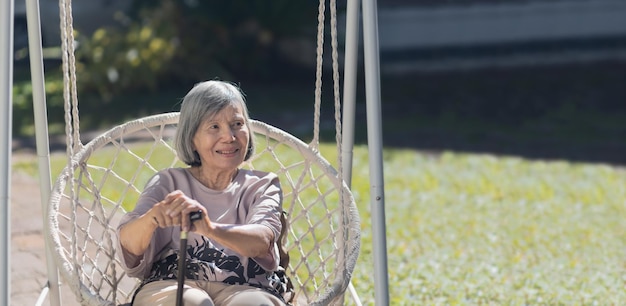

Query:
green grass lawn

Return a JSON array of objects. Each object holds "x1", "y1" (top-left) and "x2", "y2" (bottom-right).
[
  {"x1": 348, "y1": 149, "x2": 626, "y2": 305},
  {"x1": 13, "y1": 140, "x2": 626, "y2": 305}
]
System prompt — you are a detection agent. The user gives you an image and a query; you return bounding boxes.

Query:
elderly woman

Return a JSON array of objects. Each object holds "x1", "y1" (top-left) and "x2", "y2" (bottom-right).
[{"x1": 117, "y1": 80, "x2": 289, "y2": 306}]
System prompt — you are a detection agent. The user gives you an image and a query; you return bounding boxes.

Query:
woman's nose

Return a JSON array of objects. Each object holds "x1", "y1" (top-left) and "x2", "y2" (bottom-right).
[{"x1": 221, "y1": 127, "x2": 236, "y2": 141}]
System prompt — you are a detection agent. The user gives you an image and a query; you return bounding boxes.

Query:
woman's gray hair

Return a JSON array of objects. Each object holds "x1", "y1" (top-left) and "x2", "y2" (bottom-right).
[{"x1": 174, "y1": 80, "x2": 255, "y2": 166}]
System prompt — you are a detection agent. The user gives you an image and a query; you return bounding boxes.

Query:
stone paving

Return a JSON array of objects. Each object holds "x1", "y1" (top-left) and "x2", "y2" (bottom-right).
[{"x1": 10, "y1": 171, "x2": 82, "y2": 305}]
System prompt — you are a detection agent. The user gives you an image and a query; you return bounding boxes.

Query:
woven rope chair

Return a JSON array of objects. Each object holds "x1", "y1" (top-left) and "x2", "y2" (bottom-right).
[
  {"x1": 47, "y1": 0, "x2": 360, "y2": 304},
  {"x1": 47, "y1": 113, "x2": 361, "y2": 305}
]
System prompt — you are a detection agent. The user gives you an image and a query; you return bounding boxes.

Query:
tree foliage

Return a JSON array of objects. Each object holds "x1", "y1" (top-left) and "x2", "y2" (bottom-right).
[{"x1": 75, "y1": 0, "x2": 319, "y2": 98}]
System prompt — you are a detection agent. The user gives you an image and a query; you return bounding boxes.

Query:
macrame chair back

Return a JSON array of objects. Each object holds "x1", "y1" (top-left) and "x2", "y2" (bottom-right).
[{"x1": 47, "y1": 112, "x2": 361, "y2": 306}]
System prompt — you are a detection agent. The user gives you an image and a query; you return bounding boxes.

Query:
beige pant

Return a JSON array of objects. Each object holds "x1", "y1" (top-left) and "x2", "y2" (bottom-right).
[{"x1": 132, "y1": 279, "x2": 286, "y2": 306}]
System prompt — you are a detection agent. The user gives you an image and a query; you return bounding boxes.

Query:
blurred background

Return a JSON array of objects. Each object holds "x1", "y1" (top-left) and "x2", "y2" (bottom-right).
[{"x1": 12, "y1": 0, "x2": 626, "y2": 165}]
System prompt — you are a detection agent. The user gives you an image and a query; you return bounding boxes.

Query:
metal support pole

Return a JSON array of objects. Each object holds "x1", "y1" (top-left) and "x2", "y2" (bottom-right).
[
  {"x1": 341, "y1": 2, "x2": 364, "y2": 304},
  {"x1": 341, "y1": 0, "x2": 360, "y2": 186},
  {"x1": 0, "y1": 0, "x2": 15, "y2": 304},
  {"x1": 25, "y1": 0, "x2": 62, "y2": 304},
  {"x1": 362, "y1": 0, "x2": 389, "y2": 304}
]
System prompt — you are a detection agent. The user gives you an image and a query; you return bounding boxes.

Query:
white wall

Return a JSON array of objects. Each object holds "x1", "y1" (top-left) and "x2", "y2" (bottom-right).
[{"x1": 358, "y1": 0, "x2": 626, "y2": 51}]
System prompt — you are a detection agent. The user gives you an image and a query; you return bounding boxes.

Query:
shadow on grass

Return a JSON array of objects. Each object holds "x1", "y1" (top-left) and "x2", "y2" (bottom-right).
[
  {"x1": 12, "y1": 59, "x2": 626, "y2": 166},
  {"x1": 373, "y1": 60, "x2": 626, "y2": 166}
]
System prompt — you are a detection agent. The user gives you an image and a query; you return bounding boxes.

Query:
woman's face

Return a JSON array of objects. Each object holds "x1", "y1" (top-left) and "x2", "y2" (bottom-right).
[{"x1": 192, "y1": 103, "x2": 249, "y2": 172}]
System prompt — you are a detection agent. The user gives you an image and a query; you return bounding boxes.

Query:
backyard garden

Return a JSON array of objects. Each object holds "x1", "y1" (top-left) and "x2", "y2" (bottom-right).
[{"x1": 10, "y1": 0, "x2": 626, "y2": 304}]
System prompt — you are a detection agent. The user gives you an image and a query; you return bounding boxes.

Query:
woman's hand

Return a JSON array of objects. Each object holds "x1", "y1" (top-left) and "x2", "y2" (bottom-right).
[
  {"x1": 119, "y1": 190, "x2": 207, "y2": 258},
  {"x1": 153, "y1": 190, "x2": 274, "y2": 259},
  {"x1": 149, "y1": 194, "x2": 182, "y2": 229},
  {"x1": 157, "y1": 190, "x2": 210, "y2": 233}
]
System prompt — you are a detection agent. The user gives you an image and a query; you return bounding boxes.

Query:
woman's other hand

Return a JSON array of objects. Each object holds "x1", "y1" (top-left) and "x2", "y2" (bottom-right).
[{"x1": 158, "y1": 190, "x2": 210, "y2": 233}]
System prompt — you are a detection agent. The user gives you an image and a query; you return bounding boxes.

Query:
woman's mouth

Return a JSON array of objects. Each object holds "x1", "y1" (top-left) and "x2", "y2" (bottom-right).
[{"x1": 217, "y1": 149, "x2": 238, "y2": 155}]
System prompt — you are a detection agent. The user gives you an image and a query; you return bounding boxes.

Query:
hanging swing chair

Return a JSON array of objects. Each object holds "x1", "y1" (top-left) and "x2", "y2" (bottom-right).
[{"x1": 46, "y1": 0, "x2": 360, "y2": 305}]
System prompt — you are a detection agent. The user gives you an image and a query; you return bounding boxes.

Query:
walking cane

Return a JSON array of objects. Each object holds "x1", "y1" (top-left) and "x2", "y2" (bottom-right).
[{"x1": 177, "y1": 210, "x2": 204, "y2": 306}]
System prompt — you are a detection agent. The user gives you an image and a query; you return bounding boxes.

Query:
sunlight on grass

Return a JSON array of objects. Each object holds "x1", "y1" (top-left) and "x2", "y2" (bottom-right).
[
  {"x1": 349, "y1": 149, "x2": 626, "y2": 305},
  {"x1": 13, "y1": 143, "x2": 626, "y2": 305}
]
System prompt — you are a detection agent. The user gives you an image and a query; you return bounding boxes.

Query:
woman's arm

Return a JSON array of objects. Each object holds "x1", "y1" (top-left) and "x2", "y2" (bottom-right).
[
  {"x1": 168, "y1": 190, "x2": 276, "y2": 258},
  {"x1": 118, "y1": 212, "x2": 159, "y2": 257},
  {"x1": 199, "y1": 221, "x2": 275, "y2": 258},
  {"x1": 119, "y1": 195, "x2": 180, "y2": 257}
]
